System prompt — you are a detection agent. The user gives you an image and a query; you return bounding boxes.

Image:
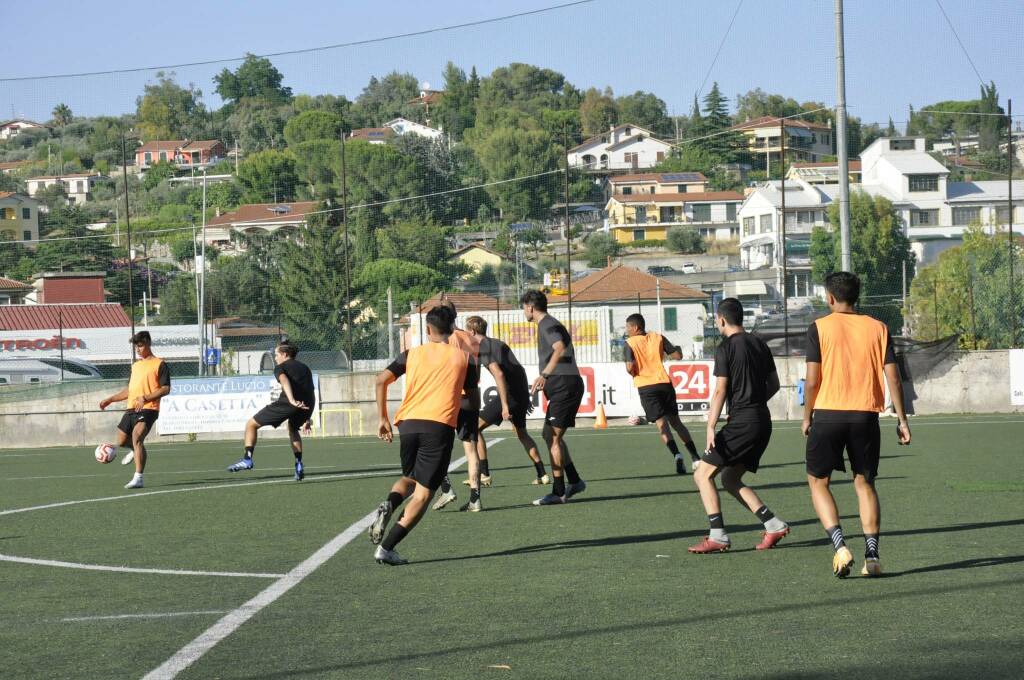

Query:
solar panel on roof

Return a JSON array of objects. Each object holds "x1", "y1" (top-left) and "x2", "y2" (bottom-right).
[{"x1": 660, "y1": 173, "x2": 701, "y2": 182}]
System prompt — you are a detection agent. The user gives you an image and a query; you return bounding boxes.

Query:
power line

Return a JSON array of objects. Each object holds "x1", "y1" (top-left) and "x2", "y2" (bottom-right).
[
  {"x1": 933, "y1": 0, "x2": 986, "y2": 87},
  {"x1": 695, "y1": 0, "x2": 744, "y2": 101},
  {"x1": 0, "y1": 1, "x2": 597, "y2": 83}
]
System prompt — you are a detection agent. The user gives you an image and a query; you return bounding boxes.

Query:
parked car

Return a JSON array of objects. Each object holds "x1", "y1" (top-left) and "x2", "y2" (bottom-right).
[
  {"x1": 0, "y1": 357, "x2": 103, "y2": 385},
  {"x1": 681, "y1": 262, "x2": 698, "y2": 274},
  {"x1": 647, "y1": 265, "x2": 678, "y2": 276}
]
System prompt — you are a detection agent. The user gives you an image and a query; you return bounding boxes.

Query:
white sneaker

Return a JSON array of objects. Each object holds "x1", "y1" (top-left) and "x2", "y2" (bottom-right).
[
  {"x1": 431, "y1": 489, "x2": 457, "y2": 511},
  {"x1": 124, "y1": 475, "x2": 143, "y2": 489},
  {"x1": 121, "y1": 451, "x2": 134, "y2": 465},
  {"x1": 691, "y1": 459, "x2": 701, "y2": 472},
  {"x1": 374, "y1": 545, "x2": 408, "y2": 566}
]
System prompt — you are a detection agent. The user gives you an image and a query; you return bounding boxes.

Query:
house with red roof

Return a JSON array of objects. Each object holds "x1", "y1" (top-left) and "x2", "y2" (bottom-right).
[
  {"x1": 135, "y1": 140, "x2": 227, "y2": 170},
  {"x1": 205, "y1": 201, "x2": 318, "y2": 250},
  {"x1": 731, "y1": 116, "x2": 834, "y2": 170},
  {"x1": 568, "y1": 124, "x2": 673, "y2": 172}
]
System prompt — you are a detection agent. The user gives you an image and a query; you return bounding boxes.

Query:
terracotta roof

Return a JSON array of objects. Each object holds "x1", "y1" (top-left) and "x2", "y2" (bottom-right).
[
  {"x1": 609, "y1": 191, "x2": 744, "y2": 204},
  {"x1": 0, "y1": 276, "x2": 31, "y2": 291},
  {"x1": 348, "y1": 127, "x2": 394, "y2": 141},
  {"x1": 731, "y1": 116, "x2": 831, "y2": 132},
  {"x1": 0, "y1": 119, "x2": 45, "y2": 128},
  {"x1": 0, "y1": 303, "x2": 130, "y2": 330},
  {"x1": 0, "y1": 192, "x2": 13, "y2": 200},
  {"x1": 137, "y1": 140, "x2": 223, "y2": 153},
  {"x1": 207, "y1": 201, "x2": 318, "y2": 227},
  {"x1": 415, "y1": 291, "x2": 501, "y2": 315},
  {"x1": 26, "y1": 172, "x2": 99, "y2": 180},
  {"x1": 0, "y1": 161, "x2": 30, "y2": 171},
  {"x1": 570, "y1": 123, "x2": 656, "y2": 152},
  {"x1": 549, "y1": 265, "x2": 706, "y2": 305},
  {"x1": 609, "y1": 172, "x2": 707, "y2": 184},
  {"x1": 409, "y1": 90, "x2": 444, "y2": 106},
  {"x1": 791, "y1": 160, "x2": 861, "y2": 170}
]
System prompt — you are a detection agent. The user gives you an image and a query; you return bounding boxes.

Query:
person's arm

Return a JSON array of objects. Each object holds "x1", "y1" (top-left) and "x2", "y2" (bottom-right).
[
  {"x1": 99, "y1": 387, "x2": 129, "y2": 410},
  {"x1": 663, "y1": 336, "x2": 683, "y2": 361},
  {"x1": 375, "y1": 369, "x2": 398, "y2": 443},
  {"x1": 623, "y1": 342, "x2": 638, "y2": 377},
  {"x1": 765, "y1": 370, "x2": 780, "y2": 401},
  {"x1": 277, "y1": 373, "x2": 309, "y2": 410},
  {"x1": 802, "y1": 362, "x2": 821, "y2": 437},
  {"x1": 532, "y1": 340, "x2": 567, "y2": 393},
  {"x1": 882, "y1": 335, "x2": 911, "y2": 445},
  {"x1": 487, "y1": 361, "x2": 511, "y2": 420},
  {"x1": 705, "y1": 376, "x2": 728, "y2": 452}
]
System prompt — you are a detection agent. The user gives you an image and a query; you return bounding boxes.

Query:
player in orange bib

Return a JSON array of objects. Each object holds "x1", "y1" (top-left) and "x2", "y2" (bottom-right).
[
  {"x1": 98, "y1": 331, "x2": 171, "y2": 489},
  {"x1": 623, "y1": 313, "x2": 701, "y2": 475}
]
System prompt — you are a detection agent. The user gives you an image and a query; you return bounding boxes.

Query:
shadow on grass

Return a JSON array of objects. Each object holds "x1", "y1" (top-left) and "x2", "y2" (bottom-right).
[
  {"x1": 888, "y1": 554, "x2": 1024, "y2": 576},
  {"x1": 152, "y1": 468, "x2": 397, "y2": 488},
  {"x1": 759, "y1": 453, "x2": 913, "y2": 470},
  {"x1": 244, "y1": 577, "x2": 1023, "y2": 679},
  {"x1": 781, "y1": 517, "x2": 1024, "y2": 550}
]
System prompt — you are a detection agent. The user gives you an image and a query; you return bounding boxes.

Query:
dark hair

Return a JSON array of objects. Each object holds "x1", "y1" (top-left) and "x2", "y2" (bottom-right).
[
  {"x1": 825, "y1": 271, "x2": 860, "y2": 304},
  {"x1": 130, "y1": 331, "x2": 152, "y2": 345},
  {"x1": 520, "y1": 289, "x2": 548, "y2": 311},
  {"x1": 276, "y1": 341, "x2": 298, "y2": 358},
  {"x1": 717, "y1": 298, "x2": 744, "y2": 327},
  {"x1": 438, "y1": 296, "x2": 457, "y2": 315},
  {"x1": 465, "y1": 315, "x2": 487, "y2": 334},
  {"x1": 426, "y1": 306, "x2": 454, "y2": 334},
  {"x1": 625, "y1": 313, "x2": 646, "y2": 331}
]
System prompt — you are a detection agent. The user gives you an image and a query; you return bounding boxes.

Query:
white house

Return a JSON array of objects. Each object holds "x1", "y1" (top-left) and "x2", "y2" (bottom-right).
[
  {"x1": 569, "y1": 124, "x2": 673, "y2": 171},
  {"x1": 204, "y1": 201, "x2": 317, "y2": 251},
  {"x1": 0, "y1": 119, "x2": 45, "y2": 140},
  {"x1": 384, "y1": 118, "x2": 444, "y2": 140},
  {"x1": 25, "y1": 173, "x2": 103, "y2": 205}
]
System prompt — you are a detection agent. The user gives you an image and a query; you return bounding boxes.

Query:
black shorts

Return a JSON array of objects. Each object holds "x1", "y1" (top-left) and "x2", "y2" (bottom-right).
[
  {"x1": 480, "y1": 393, "x2": 530, "y2": 429},
  {"x1": 398, "y1": 420, "x2": 455, "y2": 490},
  {"x1": 117, "y1": 409, "x2": 159, "y2": 435},
  {"x1": 703, "y1": 416, "x2": 772, "y2": 473},
  {"x1": 805, "y1": 415, "x2": 881, "y2": 481},
  {"x1": 638, "y1": 383, "x2": 677, "y2": 422},
  {"x1": 456, "y1": 408, "x2": 480, "y2": 442},
  {"x1": 253, "y1": 401, "x2": 313, "y2": 430},
  {"x1": 543, "y1": 375, "x2": 585, "y2": 430}
]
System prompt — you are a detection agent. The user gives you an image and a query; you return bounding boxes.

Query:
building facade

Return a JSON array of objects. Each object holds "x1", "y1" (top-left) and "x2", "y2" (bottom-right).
[
  {"x1": 25, "y1": 173, "x2": 102, "y2": 205},
  {"x1": 135, "y1": 140, "x2": 227, "y2": 170},
  {"x1": 0, "y1": 192, "x2": 41, "y2": 242},
  {"x1": 732, "y1": 116, "x2": 834, "y2": 172},
  {"x1": 569, "y1": 124, "x2": 673, "y2": 172}
]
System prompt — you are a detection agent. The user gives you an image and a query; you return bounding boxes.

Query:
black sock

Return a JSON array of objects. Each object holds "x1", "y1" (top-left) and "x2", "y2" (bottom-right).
[
  {"x1": 533, "y1": 461, "x2": 546, "y2": 478},
  {"x1": 865, "y1": 534, "x2": 879, "y2": 559},
  {"x1": 684, "y1": 440, "x2": 699, "y2": 461},
  {"x1": 381, "y1": 524, "x2": 408, "y2": 551},
  {"x1": 440, "y1": 476, "x2": 452, "y2": 494},
  {"x1": 244, "y1": 446, "x2": 254, "y2": 459},
  {"x1": 552, "y1": 476, "x2": 566, "y2": 497},
  {"x1": 666, "y1": 439, "x2": 681, "y2": 457},
  {"x1": 826, "y1": 525, "x2": 846, "y2": 551},
  {"x1": 386, "y1": 491, "x2": 404, "y2": 510},
  {"x1": 470, "y1": 488, "x2": 481, "y2": 502},
  {"x1": 755, "y1": 505, "x2": 775, "y2": 523},
  {"x1": 480, "y1": 459, "x2": 490, "y2": 476},
  {"x1": 564, "y1": 462, "x2": 581, "y2": 485},
  {"x1": 293, "y1": 450, "x2": 302, "y2": 462}
]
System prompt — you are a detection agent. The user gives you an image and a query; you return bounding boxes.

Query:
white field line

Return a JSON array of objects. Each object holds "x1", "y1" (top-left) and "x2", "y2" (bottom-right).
[
  {"x1": 63, "y1": 611, "x2": 228, "y2": 623},
  {"x1": 144, "y1": 439, "x2": 504, "y2": 680},
  {"x1": 0, "y1": 553, "x2": 284, "y2": 578},
  {"x1": 0, "y1": 442, "x2": 305, "y2": 458},
  {"x1": 2, "y1": 464, "x2": 401, "y2": 482}
]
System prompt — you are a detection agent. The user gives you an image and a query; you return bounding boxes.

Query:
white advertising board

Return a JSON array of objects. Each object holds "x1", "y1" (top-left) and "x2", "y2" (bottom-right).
[
  {"x1": 1011, "y1": 349, "x2": 1024, "y2": 406},
  {"x1": 157, "y1": 374, "x2": 320, "y2": 435},
  {"x1": 0, "y1": 324, "x2": 214, "y2": 364}
]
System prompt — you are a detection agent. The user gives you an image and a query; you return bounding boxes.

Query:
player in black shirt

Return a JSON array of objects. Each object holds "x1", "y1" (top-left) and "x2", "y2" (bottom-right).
[
  {"x1": 689, "y1": 298, "x2": 790, "y2": 554},
  {"x1": 228, "y1": 340, "x2": 315, "y2": 481},
  {"x1": 465, "y1": 316, "x2": 549, "y2": 486},
  {"x1": 520, "y1": 290, "x2": 586, "y2": 505}
]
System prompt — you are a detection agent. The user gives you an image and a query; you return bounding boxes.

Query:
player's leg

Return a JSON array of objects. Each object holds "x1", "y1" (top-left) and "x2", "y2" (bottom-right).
[
  {"x1": 461, "y1": 438, "x2": 482, "y2": 512},
  {"x1": 807, "y1": 421, "x2": 854, "y2": 577},
  {"x1": 688, "y1": 460, "x2": 731, "y2": 553},
  {"x1": 849, "y1": 419, "x2": 882, "y2": 575},
  {"x1": 720, "y1": 465, "x2": 789, "y2": 549},
  {"x1": 124, "y1": 420, "x2": 151, "y2": 489},
  {"x1": 654, "y1": 415, "x2": 687, "y2": 475},
  {"x1": 376, "y1": 480, "x2": 434, "y2": 565},
  {"x1": 370, "y1": 476, "x2": 416, "y2": 545},
  {"x1": 665, "y1": 412, "x2": 701, "y2": 465},
  {"x1": 468, "y1": 417, "x2": 493, "y2": 487},
  {"x1": 288, "y1": 421, "x2": 304, "y2": 481},
  {"x1": 228, "y1": 417, "x2": 262, "y2": 472},
  {"x1": 113, "y1": 418, "x2": 135, "y2": 465},
  {"x1": 514, "y1": 423, "x2": 548, "y2": 484}
]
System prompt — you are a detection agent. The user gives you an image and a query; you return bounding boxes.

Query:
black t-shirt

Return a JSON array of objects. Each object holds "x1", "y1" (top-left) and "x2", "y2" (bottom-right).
[
  {"x1": 274, "y1": 358, "x2": 316, "y2": 406},
  {"x1": 713, "y1": 332, "x2": 776, "y2": 419},
  {"x1": 537, "y1": 315, "x2": 580, "y2": 377},
  {"x1": 386, "y1": 350, "x2": 479, "y2": 390},
  {"x1": 156, "y1": 361, "x2": 171, "y2": 387},
  {"x1": 478, "y1": 336, "x2": 530, "y2": 400}
]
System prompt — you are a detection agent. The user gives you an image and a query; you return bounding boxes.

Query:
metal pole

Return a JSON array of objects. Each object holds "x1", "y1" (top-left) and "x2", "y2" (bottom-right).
[
  {"x1": 835, "y1": 0, "x2": 852, "y2": 272},
  {"x1": 968, "y1": 264, "x2": 978, "y2": 350},
  {"x1": 387, "y1": 286, "x2": 395, "y2": 359},
  {"x1": 58, "y1": 309, "x2": 64, "y2": 382},
  {"x1": 901, "y1": 259, "x2": 908, "y2": 336},
  {"x1": 1008, "y1": 99, "x2": 1016, "y2": 347},
  {"x1": 120, "y1": 130, "x2": 136, "y2": 360},
  {"x1": 200, "y1": 169, "x2": 208, "y2": 376},
  {"x1": 933, "y1": 277, "x2": 939, "y2": 339},
  {"x1": 781, "y1": 119, "x2": 790, "y2": 357},
  {"x1": 564, "y1": 123, "x2": 573, "y2": 339},
  {"x1": 656, "y1": 279, "x2": 663, "y2": 333},
  {"x1": 340, "y1": 128, "x2": 354, "y2": 366}
]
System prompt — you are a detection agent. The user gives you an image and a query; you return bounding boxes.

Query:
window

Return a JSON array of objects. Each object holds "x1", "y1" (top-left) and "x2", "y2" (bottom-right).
[
  {"x1": 786, "y1": 272, "x2": 812, "y2": 297},
  {"x1": 21, "y1": 208, "x2": 30, "y2": 219},
  {"x1": 624, "y1": 152, "x2": 639, "y2": 166},
  {"x1": 908, "y1": 175, "x2": 939, "y2": 192},
  {"x1": 649, "y1": 186, "x2": 655, "y2": 194},
  {"x1": 659, "y1": 206, "x2": 680, "y2": 222},
  {"x1": 677, "y1": 184, "x2": 688, "y2": 193},
  {"x1": 632, "y1": 228, "x2": 646, "y2": 241},
  {"x1": 910, "y1": 209, "x2": 939, "y2": 226},
  {"x1": 77, "y1": 180, "x2": 85, "y2": 193},
  {"x1": 635, "y1": 206, "x2": 647, "y2": 224},
  {"x1": 622, "y1": 186, "x2": 633, "y2": 195},
  {"x1": 656, "y1": 151, "x2": 665, "y2": 162},
  {"x1": 663, "y1": 307, "x2": 678, "y2": 331},
  {"x1": 159, "y1": 151, "x2": 167, "y2": 161},
  {"x1": 743, "y1": 216, "x2": 755, "y2": 236},
  {"x1": 23, "y1": 230, "x2": 31, "y2": 241},
  {"x1": 996, "y1": 205, "x2": 1017, "y2": 224},
  {"x1": 144, "y1": 152, "x2": 152, "y2": 164},
  {"x1": 726, "y1": 203, "x2": 737, "y2": 221},
  {"x1": 890, "y1": 139, "x2": 915, "y2": 151},
  {"x1": 0, "y1": 208, "x2": 10, "y2": 219},
  {"x1": 952, "y1": 206, "x2": 981, "y2": 225},
  {"x1": 759, "y1": 214, "x2": 773, "y2": 233},
  {"x1": 822, "y1": 134, "x2": 829, "y2": 146},
  {"x1": 692, "y1": 204, "x2": 711, "y2": 222}
]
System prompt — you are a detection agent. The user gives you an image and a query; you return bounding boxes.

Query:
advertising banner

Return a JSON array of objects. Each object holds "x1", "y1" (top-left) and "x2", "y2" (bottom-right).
[
  {"x1": 157, "y1": 374, "x2": 320, "y2": 435},
  {"x1": 1011, "y1": 349, "x2": 1024, "y2": 406}
]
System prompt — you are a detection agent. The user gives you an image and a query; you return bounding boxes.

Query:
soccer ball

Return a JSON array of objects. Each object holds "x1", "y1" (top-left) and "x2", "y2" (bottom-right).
[
  {"x1": 94, "y1": 443, "x2": 116, "y2": 464},
  {"x1": 627, "y1": 415, "x2": 644, "y2": 426}
]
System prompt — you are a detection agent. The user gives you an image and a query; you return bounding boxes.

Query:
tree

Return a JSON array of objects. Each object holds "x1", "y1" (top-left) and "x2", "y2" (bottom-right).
[
  {"x1": 353, "y1": 258, "x2": 446, "y2": 323},
  {"x1": 810, "y1": 192, "x2": 915, "y2": 333},
  {"x1": 584, "y1": 232, "x2": 620, "y2": 267},
  {"x1": 473, "y1": 63, "x2": 577, "y2": 134},
  {"x1": 283, "y1": 110, "x2": 343, "y2": 147},
  {"x1": 906, "y1": 226, "x2": 1023, "y2": 348},
  {"x1": 667, "y1": 226, "x2": 706, "y2": 254},
  {"x1": 237, "y1": 149, "x2": 297, "y2": 203},
  {"x1": 465, "y1": 263, "x2": 500, "y2": 294},
  {"x1": 376, "y1": 221, "x2": 449, "y2": 270},
  {"x1": 617, "y1": 91, "x2": 672, "y2": 138},
  {"x1": 694, "y1": 82, "x2": 742, "y2": 163},
  {"x1": 472, "y1": 127, "x2": 560, "y2": 220},
  {"x1": 291, "y1": 139, "x2": 339, "y2": 199},
  {"x1": 735, "y1": 88, "x2": 803, "y2": 122},
  {"x1": 224, "y1": 98, "x2": 293, "y2": 152},
  {"x1": 579, "y1": 87, "x2": 618, "y2": 137},
  {"x1": 517, "y1": 224, "x2": 548, "y2": 259},
  {"x1": 351, "y1": 72, "x2": 420, "y2": 126},
  {"x1": 434, "y1": 62, "x2": 477, "y2": 141},
  {"x1": 136, "y1": 72, "x2": 206, "y2": 140},
  {"x1": 214, "y1": 54, "x2": 292, "y2": 106},
  {"x1": 157, "y1": 274, "x2": 197, "y2": 325},
  {"x1": 142, "y1": 160, "x2": 177, "y2": 190},
  {"x1": 51, "y1": 103, "x2": 73, "y2": 128}
]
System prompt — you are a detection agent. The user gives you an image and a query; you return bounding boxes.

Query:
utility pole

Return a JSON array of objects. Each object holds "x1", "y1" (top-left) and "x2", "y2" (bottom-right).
[
  {"x1": 835, "y1": 0, "x2": 852, "y2": 272},
  {"x1": 340, "y1": 127, "x2": 354, "y2": 366},
  {"x1": 199, "y1": 168, "x2": 208, "y2": 376},
  {"x1": 120, "y1": 130, "x2": 136, "y2": 359},
  {"x1": 780, "y1": 119, "x2": 789, "y2": 357},
  {"x1": 564, "y1": 123, "x2": 573, "y2": 331},
  {"x1": 1009, "y1": 99, "x2": 1017, "y2": 347}
]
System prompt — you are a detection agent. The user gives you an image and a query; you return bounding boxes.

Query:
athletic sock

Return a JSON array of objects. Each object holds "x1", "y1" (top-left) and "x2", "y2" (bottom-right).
[
  {"x1": 381, "y1": 524, "x2": 408, "y2": 551},
  {"x1": 533, "y1": 461, "x2": 546, "y2": 478},
  {"x1": 684, "y1": 440, "x2": 699, "y2": 462},
  {"x1": 564, "y1": 462, "x2": 581, "y2": 485},
  {"x1": 826, "y1": 525, "x2": 847, "y2": 552},
  {"x1": 386, "y1": 491, "x2": 404, "y2": 510},
  {"x1": 755, "y1": 505, "x2": 787, "y2": 533},
  {"x1": 708, "y1": 513, "x2": 729, "y2": 543},
  {"x1": 480, "y1": 459, "x2": 490, "y2": 476},
  {"x1": 440, "y1": 476, "x2": 452, "y2": 494},
  {"x1": 244, "y1": 446, "x2": 254, "y2": 460},
  {"x1": 666, "y1": 439, "x2": 681, "y2": 457},
  {"x1": 865, "y1": 534, "x2": 879, "y2": 559},
  {"x1": 469, "y1": 488, "x2": 481, "y2": 503},
  {"x1": 293, "y1": 450, "x2": 302, "y2": 462},
  {"x1": 552, "y1": 476, "x2": 566, "y2": 497}
]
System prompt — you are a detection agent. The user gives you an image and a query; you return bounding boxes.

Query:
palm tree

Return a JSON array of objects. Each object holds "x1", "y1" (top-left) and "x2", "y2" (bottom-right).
[{"x1": 51, "y1": 103, "x2": 73, "y2": 127}]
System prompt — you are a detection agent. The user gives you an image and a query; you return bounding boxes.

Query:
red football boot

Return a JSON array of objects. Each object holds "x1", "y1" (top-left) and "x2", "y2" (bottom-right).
[
  {"x1": 755, "y1": 526, "x2": 790, "y2": 550},
  {"x1": 688, "y1": 537, "x2": 731, "y2": 553}
]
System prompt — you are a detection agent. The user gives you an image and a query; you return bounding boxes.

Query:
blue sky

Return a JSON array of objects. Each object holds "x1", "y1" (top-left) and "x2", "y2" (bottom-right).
[{"x1": 1, "y1": 0, "x2": 1021, "y2": 128}]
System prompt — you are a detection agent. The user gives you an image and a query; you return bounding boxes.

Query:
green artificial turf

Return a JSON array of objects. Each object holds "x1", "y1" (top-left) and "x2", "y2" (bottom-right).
[{"x1": 1, "y1": 415, "x2": 1022, "y2": 679}]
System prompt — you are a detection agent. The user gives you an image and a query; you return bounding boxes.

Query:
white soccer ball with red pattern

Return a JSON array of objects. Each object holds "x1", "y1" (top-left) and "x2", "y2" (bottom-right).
[
  {"x1": 627, "y1": 415, "x2": 643, "y2": 426},
  {"x1": 94, "y1": 443, "x2": 116, "y2": 464}
]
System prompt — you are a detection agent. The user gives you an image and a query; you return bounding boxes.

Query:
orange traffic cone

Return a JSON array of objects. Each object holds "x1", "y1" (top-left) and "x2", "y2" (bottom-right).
[{"x1": 594, "y1": 403, "x2": 608, "y2": 429}]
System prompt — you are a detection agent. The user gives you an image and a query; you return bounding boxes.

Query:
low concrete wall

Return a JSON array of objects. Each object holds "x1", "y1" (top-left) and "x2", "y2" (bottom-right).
[{"x1": 1, "y1": 350, "x2": 1020, "y2": 449}]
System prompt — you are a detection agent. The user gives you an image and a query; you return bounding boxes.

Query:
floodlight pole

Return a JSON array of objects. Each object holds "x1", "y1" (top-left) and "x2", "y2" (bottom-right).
[
  {"x1": 120, "y1": 130, "x2": 136, "y2": 360},
  {"x1": 564, "y1": 123, "x2": 573, "y2": 332},
  {"x1": 835, "y1": 0, "x2": 852, "y2": 272},
  {"x1": 340, "y1": 127, "x2": 354, "y2": 368},
  {"x1": 1009, "y1": 99, "x2": 1017, "y2": 348},
  {"x1": 780, "y1": 119, "x2": 790, "y2": 357}
]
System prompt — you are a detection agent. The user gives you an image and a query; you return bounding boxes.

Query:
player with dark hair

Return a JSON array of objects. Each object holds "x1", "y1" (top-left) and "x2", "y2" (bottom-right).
[
  {"x1": 803, "y1": 272, "x2": 911, "y2": 577},
  {"x1": 689, "y1": 298, "x2": 790, "y2": 553},
  {"x1": 227, "y1": 340, "x2": 314, "y2": 481},
  {"x1": 520, "y1": 289, "x2": 586, "y2": 505},
  {"x1": 623, "y1": 313, "x2": 701, "y2": 474},
  {"x1": 465, "y1": 315, "x2": 549, "y2": 486},
  {"x1": 99, "y1": 331, "x2": 171, "y2": 489},
  {"x1": 368, "y1": 306, "x2": 479, "y2": 564}
]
